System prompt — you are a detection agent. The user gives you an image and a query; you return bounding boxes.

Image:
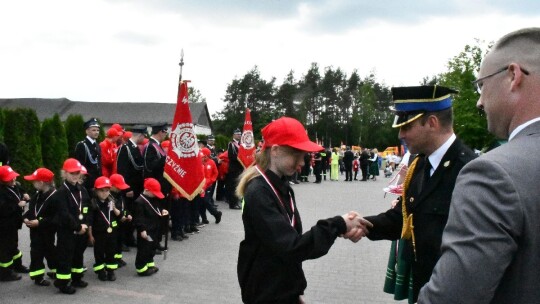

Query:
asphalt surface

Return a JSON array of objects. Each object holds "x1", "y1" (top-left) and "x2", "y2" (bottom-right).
[{"x1": 0, "y1": 173, "x2": 401, "y2": 304}]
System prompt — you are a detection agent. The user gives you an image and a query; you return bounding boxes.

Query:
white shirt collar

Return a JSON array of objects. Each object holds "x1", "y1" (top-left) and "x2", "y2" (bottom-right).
[
  {"x1": 86, "y1": 136, "x2": 96, "y2": 145},
  {"x1": 427, "y1": 133, "x2": 456, "y2": 176},
  {"x1": 508, "y1": 117, "x2": 540, "y2": 141}
]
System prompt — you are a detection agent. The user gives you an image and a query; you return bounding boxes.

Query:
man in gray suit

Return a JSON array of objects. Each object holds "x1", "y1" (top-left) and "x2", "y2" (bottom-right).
[{"x1": 418, "y1": 27, "x2": 540, "y2": 303}]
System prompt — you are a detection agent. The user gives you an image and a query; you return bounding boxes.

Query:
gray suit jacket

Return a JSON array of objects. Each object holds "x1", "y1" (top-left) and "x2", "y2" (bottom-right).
[{"x1": 418, "y1": 121, "x2": 540, "y2": 304}]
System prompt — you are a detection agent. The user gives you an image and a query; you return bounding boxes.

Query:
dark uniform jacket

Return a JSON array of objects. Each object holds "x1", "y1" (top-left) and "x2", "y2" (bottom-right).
[
  {"x1": 365, "y1": 138, "x2": 475, "y2": 301},
  {"x1": 89, "y1": 198, "x2": 120, "y2": 234},
  {"x1": 24, "y1": 188, "x2": 57, "y2": 235},
  {"x1": 133, "y1": 194, "x2": 162, "y2": 239},
  {"x1": 143, "y1": 137, "x2": 170, "y2": 194},
  {"x1": 227, "y1": 139, "x2": 242, "y2": 176},
  {"x1": 75, "y1": 137, "x2": 102, "y2": 190},
  {"x1": 110, "y1": 191, "x2": 129, "y2": 220},
  {"x1": 116, "y1": 139, "x2": 144, "y2": 195},
  {"x1": 0, "y1": 184, "x2": 25, "y2": 231},
  {"x1": 238, "y1": 170, "x2": 347, "y2": 304},
  {"x1": 52, "y1": 182, "x2": 92, "y2": 233},
  {"x1": 343, "y1": 150, "x2": 354, "y2": 168}
]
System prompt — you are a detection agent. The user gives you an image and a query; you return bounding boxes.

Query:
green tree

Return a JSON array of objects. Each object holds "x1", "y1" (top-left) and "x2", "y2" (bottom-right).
[
  {"x1": 64, "y1": 114, "x2": 85, "y2": 157},
  {"x1": 213, "y1": 66, "x2": 276, "y2": 139},
  {"x1": 438, "y1": 40, "x2": 493, "y2": 149},
  {"x1": 3, "y1": 108, "x2": 42, "y2": 188},
  {"x1": 188, "y1": 87, "x2": 207, "y2": 103},
  {"x1": 41, "y1": 114, "x2": 68, "y2": 185},
  {"x1": 274, "y1": 70, "x2": 298, "y2": 119}
]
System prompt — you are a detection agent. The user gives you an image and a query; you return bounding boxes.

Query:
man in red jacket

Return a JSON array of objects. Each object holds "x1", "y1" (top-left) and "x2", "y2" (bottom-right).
[{"x1": 100, "y1": 128, "x2": 121, "y2": 177}]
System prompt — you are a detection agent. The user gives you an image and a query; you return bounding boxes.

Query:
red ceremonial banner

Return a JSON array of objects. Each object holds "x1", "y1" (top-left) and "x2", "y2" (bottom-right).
[
  {"x1": 164, "y1": 80, "x2": 205, "y2": 201},
  {"x1": 238, "y1": 108, "x2": 256, "y2": 169}
]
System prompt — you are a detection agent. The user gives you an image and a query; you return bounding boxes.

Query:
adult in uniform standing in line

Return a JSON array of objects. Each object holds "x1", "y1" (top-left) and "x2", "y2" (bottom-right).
[
  {"x1": 343, "y1": 146, "x2": 354, "y2": 181},
  {"x1": 321, "y1": 147, "x2": 331, "y2": 181},
  {"x1": 116, "y1": 125, "x2": 146, "y2": 247},
  {"x1": 361, "y1": 86, "x2": 476, "y2": 303},
  {"x1": 75, "y1": 118, "x2": 102, "y2": 193},
  {"x1": 226, "y1": 129, "x2": 242, "y2": 209}
]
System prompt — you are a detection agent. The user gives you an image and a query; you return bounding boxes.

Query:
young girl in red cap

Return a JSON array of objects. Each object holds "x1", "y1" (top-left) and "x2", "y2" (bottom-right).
[
  {"x1": 88, "y1": 176, "x2": 122, "y2": 281},
  {"x1": 109, "y1": 173, "x2": 131, "y2": 267},
  {"x1": 23, "y1": 168, "x2": 58, "y2": 286},
  {"x1": 51, "y1": 158, "x2": 91, "y2": 294},
  {"x1": 133, "y1": 178, "x2": 169, "y2": 276},
  {"x1": 236, "y1": 117, "x2": 372, "y2": 304},
  {"x1": 0, "y1": 166, "x2": 30, "y2": 281}
]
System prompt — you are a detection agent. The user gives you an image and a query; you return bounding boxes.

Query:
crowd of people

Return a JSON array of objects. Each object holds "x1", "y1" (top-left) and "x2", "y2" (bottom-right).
[
  {"x1": 0, "y1": 119, "x2": 242, "y2": 295},
  {"x1": 292, "y1": 146, "x2": 385, "y2": 184}
]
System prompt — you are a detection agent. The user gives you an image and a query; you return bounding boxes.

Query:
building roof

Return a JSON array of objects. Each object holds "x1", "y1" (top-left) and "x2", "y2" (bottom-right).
[{"x1": 0, "y1": 98, "x2": 212, "y2": 130}]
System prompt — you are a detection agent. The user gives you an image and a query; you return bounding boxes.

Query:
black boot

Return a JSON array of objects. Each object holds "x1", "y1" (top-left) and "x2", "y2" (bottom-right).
[
  {"x1": 107, "y1": 270, "x2": 116, "y2": 281},
  {"x1": 34, "y1": 276, "x2": 51, "y2": 286},
  {"x1": 71, "y1": 277, "x2": 88, "y2": 288},
  {"x1": 97, "y1": 270, "x2": 107, "y2": 281},
  {"x1": 0, "y1": 268, "x2": 21, "y2": 281},
  {"x1": 54, "y1": 280, "x2": 76, "y2": 294},
  {"x1": 12, "y1": 260, "x2": 29, "y2": 273}
]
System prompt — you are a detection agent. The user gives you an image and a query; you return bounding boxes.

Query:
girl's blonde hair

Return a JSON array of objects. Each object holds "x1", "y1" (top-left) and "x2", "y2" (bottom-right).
[{"x1": 236, "y1": 149, "x2": 271, "y2": 198}]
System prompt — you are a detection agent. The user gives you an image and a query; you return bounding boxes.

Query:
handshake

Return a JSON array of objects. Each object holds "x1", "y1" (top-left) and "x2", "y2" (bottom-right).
[{"x1": 341, "y1": 211, "x2": 373, "y2": 243}]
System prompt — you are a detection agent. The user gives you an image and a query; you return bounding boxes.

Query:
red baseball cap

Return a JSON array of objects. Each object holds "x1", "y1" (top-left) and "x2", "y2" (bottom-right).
[
  {"x1": 63, "y1": 158, "x2": 83, "y2": 173},
  {"x1": 0, "y1": 166, "x2": 19, "y2": 182},
  {"x1": 201, "y1": 147, "x2": 211, "y2": 157},
  {"x1": 122, "y1": 131, "x2": 132, "y2": 140},
  {"x1": 161, "y1": 140, "x2": 170, "y2": 149},
  {"x1": 109, "y1": 174, "x2": 130, "y2": 190},
  {"x1": 111, "y1": 123, "x2": 124, "y2": 132},
  {"x1": 144, "y1": 178, "x2": 164, "y2": 199},
  {"x1": 107, "y1": 128, "x2": 120, "y2": 138},
  {"x1": 24, "y1": 168, "x2": 54, "y2": 182},
  {"x1": 94, "y1": 176, "x2": 112, "y2": 189},
  {"x1": 80, "y1": 166, "x2": 88, "y2": 175},
  {"x1": 262, "y1": 117, "x2": 323, "y2": 152}
]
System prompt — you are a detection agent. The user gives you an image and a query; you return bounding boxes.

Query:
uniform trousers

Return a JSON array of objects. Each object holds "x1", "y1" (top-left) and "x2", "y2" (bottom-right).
[
  {"x1": 56, "y1": 231, "x2": 87, "y2": 284},
  {"x1": 93, "y1": 231, "x2": 118, "y2": 272},
  {"x1": 29, "y1": 229, "x2": 57, "y2": 279},
  {"x1": 135, "y1": 233, "x2": 157, "y2": 273}
]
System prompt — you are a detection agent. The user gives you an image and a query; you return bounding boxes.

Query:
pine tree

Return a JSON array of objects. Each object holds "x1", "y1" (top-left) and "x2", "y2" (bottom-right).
[
  {"x1": 41, "y1": 114, "x2": 68, "y2": 185},
  {"x1": 64, "y1": 114, "x2": 85, "y2": 157}
]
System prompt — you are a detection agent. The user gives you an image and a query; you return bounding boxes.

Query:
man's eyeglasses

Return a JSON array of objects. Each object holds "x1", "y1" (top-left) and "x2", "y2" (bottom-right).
[{"x1": 473, "y1": 66, "x2": 529, "y2": 94}]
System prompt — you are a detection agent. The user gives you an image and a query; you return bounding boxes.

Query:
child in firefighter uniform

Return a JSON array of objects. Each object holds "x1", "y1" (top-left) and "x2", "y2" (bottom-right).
[
  {"x1": 133, "y1": 178, "x2": 168, "y2": 276},
  {"x1": 88, "y1": 176, "x2": 122, "y2": 281},
  {"x1": 23, "y1": 168, "x2": 58, "y2": 286},
  {"x1": 109, "y1": 173, "x2": 131, "y2": 267},
  {"x1": 0, "y1": 166, "x2": 30, "y2": 282},
  {"x1": 52, "y1": 158, "x2": 91, "y2": 294}
]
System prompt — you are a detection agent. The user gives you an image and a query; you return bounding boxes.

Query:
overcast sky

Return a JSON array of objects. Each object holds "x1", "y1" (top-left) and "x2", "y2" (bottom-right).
[{"x1": 2, "y1": 1, "x2": 540, "y2": 115}]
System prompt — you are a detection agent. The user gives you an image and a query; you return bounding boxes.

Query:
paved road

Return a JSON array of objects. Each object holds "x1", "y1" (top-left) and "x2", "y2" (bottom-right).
[{"x1": 0, "y1": 174, "x2": 401, "y2": 304}]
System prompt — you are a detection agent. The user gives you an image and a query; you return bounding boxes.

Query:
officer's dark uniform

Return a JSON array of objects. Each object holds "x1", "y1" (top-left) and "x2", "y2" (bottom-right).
[
  {"x1": 116, "y1": 128, "x2": 145, "y2": 246},
  {"x1": 24, "y1": 187, "x2": 58, "y2": 283},
  {"x1": 53, "y1": 181, "x2": 92, "y2": 291},
  {"x1": 133, "y1": 193, "x2": 162, "y2": 275},
  {"x1": 226, "y1": 130, "x2": 242, "y2": 209},
  {"x1": 89, "y1": 196, "x2": 119, "y2": 280},
  {"x1": 143, "y1": 125, "x2": 171, "y2": 194},
  {"x1": 75, "y1": 118, "x2": 102, "y2": 192},
  {"x1": 0, "y1": 182, "x2": 27, "y2": 280}
]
